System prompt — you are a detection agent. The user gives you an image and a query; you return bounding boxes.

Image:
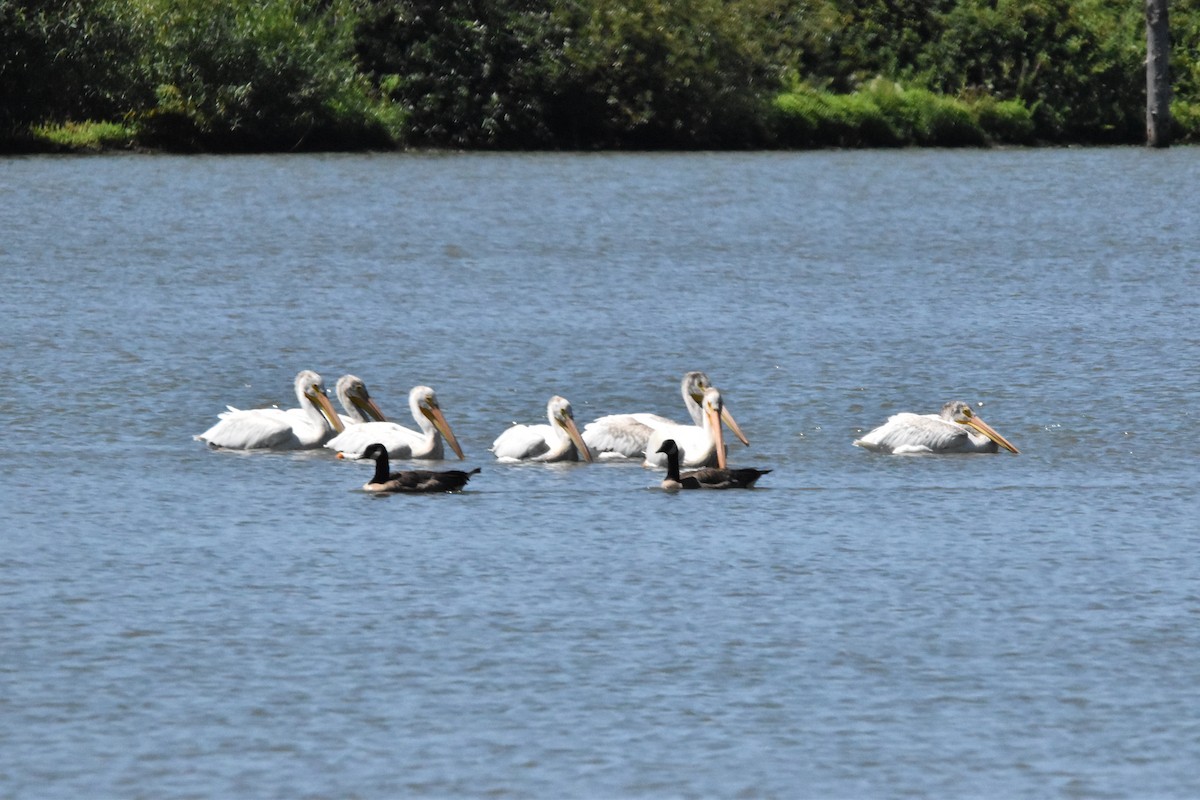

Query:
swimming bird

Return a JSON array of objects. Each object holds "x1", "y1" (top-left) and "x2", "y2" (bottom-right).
[
  {"x1": 360, "y1": 443, "x2": 479, "y2": 493},
  {"x1": 853, "y1": 400, "x2": 1020, "y2": 454},
  {"x1": 333, "y1": 374, "x2": 388, "y2": 427},
  {"x1": 656, "y1": 439, "x2": 770, "y2": 490},
  {"x1": 582, "y1": 371, "x2": 749, "y2": 460},
  {"x1": 491, "y1": 395, "x2": 593, "y2": 462},
  {"x1": 195, "y1": 370, "x2": 344, "y2": 450},
  {"x1": 643, "y1": 387, "x2": 732, "y2": 469},
  {"x1": 327, "y1": 385, "x2": 465, "y2": 460}
]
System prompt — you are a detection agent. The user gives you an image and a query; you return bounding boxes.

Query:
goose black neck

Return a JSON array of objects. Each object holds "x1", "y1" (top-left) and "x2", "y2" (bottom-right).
[
  {"x1": 663, "y1": 445, "x2": 682, "y2": 483},
  {"x1": 370, "y1": 449, "x2": 391, "y2": 483}
]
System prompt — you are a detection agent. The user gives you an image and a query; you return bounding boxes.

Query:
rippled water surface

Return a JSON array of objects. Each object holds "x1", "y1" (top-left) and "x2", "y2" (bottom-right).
[{"x1": 2, "y1": 149, "x2": 1199, "y2": 798}]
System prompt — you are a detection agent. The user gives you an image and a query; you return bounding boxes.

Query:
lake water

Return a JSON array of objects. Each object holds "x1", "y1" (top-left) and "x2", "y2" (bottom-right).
[{"x1": 2, "y1": 148, "x2": 1198, "y2": 798}]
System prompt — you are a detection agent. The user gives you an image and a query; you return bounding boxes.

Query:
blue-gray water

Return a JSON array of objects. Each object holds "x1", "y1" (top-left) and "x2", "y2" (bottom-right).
[{"x1": 2, "y1": 149, "x2": 1198, "y2": 798}]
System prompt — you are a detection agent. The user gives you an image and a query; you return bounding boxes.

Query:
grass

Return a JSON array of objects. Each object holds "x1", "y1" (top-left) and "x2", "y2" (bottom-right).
[
  {"x1": 30, "y1": 120, "x2": 138, "y2": 151},
  {"x1": 771, "y1": 80, "x2": 1037, "y2": 148}
]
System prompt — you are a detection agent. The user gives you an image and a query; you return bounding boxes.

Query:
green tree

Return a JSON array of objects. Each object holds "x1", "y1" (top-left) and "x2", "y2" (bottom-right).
[
  {"x1": 3, "y1": 0, "x2": 1198, "y2": 151},
  {"x1": 923, "y1": 0, "x2": 1144, "y2": 141},
  {"x1": 138, "y1": 0, "x2": 392, "y2": 150},
  {"x1": 794, "y1": 0, "x2": 957, "y2": 92},
  {"x1": 1172, "y1": 0, "x2": 1200, "y2": 106},
  {"x1": 0, "y1": 0, "x2": 149, "y2": 142},
  {"x1": 352, "y1": 0, "x2": 563, "y2": 148},
  {"x1": 548, "y1": 0, "x2": 783, "y2": 148}
]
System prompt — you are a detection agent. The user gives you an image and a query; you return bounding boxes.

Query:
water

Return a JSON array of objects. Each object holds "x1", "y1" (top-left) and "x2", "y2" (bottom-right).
[{"x1": 2, "y1": 149, "x2": 1198, "y2": 798}]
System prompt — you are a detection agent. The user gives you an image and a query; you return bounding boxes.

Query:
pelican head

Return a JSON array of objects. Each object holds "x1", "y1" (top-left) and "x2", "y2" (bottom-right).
[
  {"x1": 686, "y1": 375, "x2": 749, "y2": 448},
  {"x1": 941, "y1": 401, "x2": 1019, "y2": 454},
  {"x1": 411, "y1": 385, "x2": 465, "y2": 459},
  {"x1": 336, "y1": 375, "x2": 387, "y2": 424},
  {"x1": 548, "y1": 395, "x2": 593, "y2": 462},
  {"x1": 682, "y1": 371, "x2": 712, "y2": 402},
  {"x1": 296, "y1": 370, "x2": 344, "y2": 433}
]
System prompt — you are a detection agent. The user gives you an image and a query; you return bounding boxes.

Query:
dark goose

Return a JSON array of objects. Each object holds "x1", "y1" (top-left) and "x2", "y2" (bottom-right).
[
  {"x1": 656, "y1": 439, "x2": 770, "y2": 491},
  {"x1": 360, "y1": 443, "x2": 479, "y2": 493}
]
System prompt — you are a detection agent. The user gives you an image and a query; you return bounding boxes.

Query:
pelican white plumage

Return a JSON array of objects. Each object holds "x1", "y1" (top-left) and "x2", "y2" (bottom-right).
[
  {"x1": 491, "y1": 395, "x2": 593, "y2": 462},
  {"x1": 853, "y1": 400, "x2": 1020, "y2": 455},
  {"x1": 333, "y1": 375, "x2": 388, "y2": 427},
  {"x1": 583, "y1": 371, "x2": 749, "y2": 459},
  {"x1": 327, "y1": 385, "x2": 465, "y2": 461},
  {"x1": 195, "y1": 370, "x2": 344, "y2": 450},
  {"x1": 643, "y1": 387, "x2": 729, "y2": 469}
]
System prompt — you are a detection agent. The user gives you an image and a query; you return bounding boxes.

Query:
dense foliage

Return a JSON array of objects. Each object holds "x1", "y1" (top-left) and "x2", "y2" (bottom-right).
[
  {"x1": 1, "y1": 0, "x2": 1197, "y2": 150},
  {"x1": 134, "y1": 0, "x2": 397, "y2": 150},
  {"x1": 0, "y1": 0, "x2": 147, "y2": 143}
]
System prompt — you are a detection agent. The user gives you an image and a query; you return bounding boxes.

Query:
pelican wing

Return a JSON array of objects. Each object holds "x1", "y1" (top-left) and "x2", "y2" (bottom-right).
[
  {"x1": 853, "y1": 413, "x2": 970, "y2": 454},
  {"x1": 492, "y1": 424, "x2": 552, "y2": 461},
  {"x1": 328, "y1": 422, "x2": 425, "y2": 459},
  {"x1": 582, "y1": 413, "x2": 677, "y2": 458},
  {"x1": 196, "y1": 410, "x2": 295, "y2": 450},
  {"x1": 644, "y1": 420, "x2": 723, "y2": 468}
]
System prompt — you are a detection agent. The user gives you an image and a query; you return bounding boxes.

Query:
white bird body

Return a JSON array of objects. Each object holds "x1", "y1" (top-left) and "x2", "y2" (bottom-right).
[
  {"x1": 492, "y1": 396, "x2": 593, "y2": 462},
  {"x1": 327, "y1": 385, "x2": 464, "y2": 461},
  {"x1": 582, "y1": 412, "x2": 679, "y2": 459},
  {"x1": 854, "y1": 401, "x2": 1020, "y2": 455},
  {"x1": 196, "y1": 370, "x2": 344, "y2": 450},
  {"x1": 644, "y1": 387, "x2": 729, "y2": 469},
  {"x1": 583, "y1": 371, "x2": 748, "y2": 460}
]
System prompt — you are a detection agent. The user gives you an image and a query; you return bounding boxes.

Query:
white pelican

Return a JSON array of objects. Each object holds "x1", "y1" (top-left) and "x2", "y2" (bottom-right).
[
  {"x1": 326, "y1": 385, "x2": 465, "y2": 461},
  {"x1": 853, "y1": 400, "x2": 1020, "y2": 455},
  {"x1": 643, "y1": 387, "x2": 732, "y2": 469},
  {"x1": 195, "y1": 370, "x2": 344, "y2": 450},
  {"x1": 334, "y1": 374, "x2": 387, "y2": 427},
  {"x1": 656, "y1": 439, "x2": 770, "y2": 491},
  {"x1": 359, "y1": 444, "x2": 479, "y2": 493},
  {"x1": 583, "y1": 371, "x2": 749, "y2": 459},
  {"x1": 491, "y1": 396, "x2": 593, "y2": 462}
]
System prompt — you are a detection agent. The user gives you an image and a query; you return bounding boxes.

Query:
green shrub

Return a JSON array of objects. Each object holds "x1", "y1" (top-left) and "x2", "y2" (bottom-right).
[
  {"x1": 352, "y1": 0, "x2": 565, "y2": 149},
  {"x1": 841, "y1": 91, "x2": 903, "y2": 146},
  {"x1": 136, "y1": 0, "x2": 395, "y2": 151},
  {"x1": 771, "y1": 89, "x2": 889, "y2": 147},
  {"x1": 863, "y1": 81, "x2": 987, "y2": 146},
  {"x1": 973, "y1": 96, "x2": 1035, "y2": 144},
  {"x1": 549, "y1": 0, "x2": 777, "y2": 148},
  {"x1": 773, "y1": 78, "x2": 1113, "y2": 150},
  {"x1": 771, "y1": 83, "x2": 906, "y2": 148},
  {"x1": 924, "y1": 0, "x2": 1144, "y2": 142},
  {"x1": 30, "y1": 120, "x2": 137, "y2": 150},
  {"x1": 770, "y1": 91, "x2": 822, "y2": 146},
  {"x1": 1171, "y1": 100, "x2": 1200, "y2": 143},
  {"x1": 0, "y1": 0, "x2": 152, "y2": 139},
  {"x1": 905, "y1": 88, "x2": 985, "y2": 146}
]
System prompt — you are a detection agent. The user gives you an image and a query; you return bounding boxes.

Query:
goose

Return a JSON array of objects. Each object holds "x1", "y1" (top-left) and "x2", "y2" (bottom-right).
[
  {"x1": 360, "y1": 443, "x2": 479, "y2": 493},
  {"x1": 656, "y1": 439, "x2": 770, "y2": 490}
]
